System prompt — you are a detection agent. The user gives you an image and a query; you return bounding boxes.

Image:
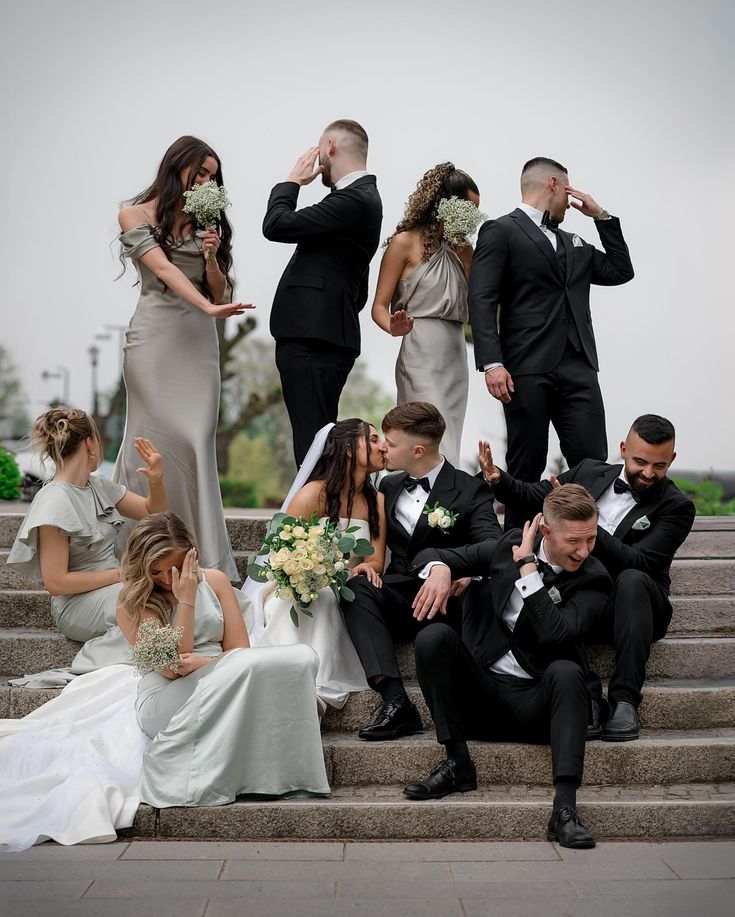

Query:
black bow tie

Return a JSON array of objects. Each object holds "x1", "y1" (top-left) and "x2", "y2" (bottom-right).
[
  {"x1": 541, "y1": 210, "x2": 560, "y2": 232},
  {"x1": 404, "y1": 476, "x2": 430, "y2": 494},
  {"x1": 613, "y1": 477, "x2": 640, "y2": 501},
  {"x1": 536, "y1": 558, "x2": 558, "y2": 583}
]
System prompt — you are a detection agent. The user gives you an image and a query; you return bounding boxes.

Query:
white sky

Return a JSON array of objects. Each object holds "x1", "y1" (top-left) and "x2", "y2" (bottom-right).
[{"x1": 2, "y1": 0, "x2": 733, "y2": 472}]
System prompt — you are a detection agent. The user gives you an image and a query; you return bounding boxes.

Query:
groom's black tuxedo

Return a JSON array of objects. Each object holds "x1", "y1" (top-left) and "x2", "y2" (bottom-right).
[
  {"x1": 342, "y1": 461, "x2": 502, "y2": 682},
  {"x1": 263, "y1": 177, "x2": 383, "y2": 464},
  {"x1": 468, "y1": 209, "x2": 634, "y2": 521}
]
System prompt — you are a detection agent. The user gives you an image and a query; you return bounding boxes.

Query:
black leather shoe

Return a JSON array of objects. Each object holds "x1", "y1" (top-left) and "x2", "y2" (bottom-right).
[
  {"x1": 403, "y1": 758, "x2": 478, "y2": 799},
  {"x1": 547, "y1": 806, "x2": 596, "y2": 849},
  {"x1": 358, "y1": 698, "x2": 423, "y2": 741},
  {"x1": 586, "y1": 697, "x2": 610, "y2": 741},
  {"x1": 602, "y1": 701, "x2": 640, "y2": 741}
]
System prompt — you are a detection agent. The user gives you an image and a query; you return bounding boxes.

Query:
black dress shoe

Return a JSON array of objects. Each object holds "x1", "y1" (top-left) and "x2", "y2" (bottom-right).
[
  {"x1": 358, "y1": 698, "x2": 423, "y2": 741},
  {"x1": 602, "y1": 701, "x2": 640, "y2": 741},
  {"x1": 403, "y1": 758, "x2": 478, "y2": 799},
  {"x1": 547, "y1": 806, "x2": 596, "y2": 849},
  {"x1": 586, "y1": 697, "x2": 610, "y2": 741}
]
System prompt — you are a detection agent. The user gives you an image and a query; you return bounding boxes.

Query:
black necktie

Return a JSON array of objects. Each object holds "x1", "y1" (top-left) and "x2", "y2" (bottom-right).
[
  {"x1": 404, "y1": 476, "x2": 430, "y2": 494},
  {"x1": 541, "y1": 210, "x2": 559, "y2": 231},
  {"x1": 614, "y1": 477, "x2": 640, "y2": 502}
]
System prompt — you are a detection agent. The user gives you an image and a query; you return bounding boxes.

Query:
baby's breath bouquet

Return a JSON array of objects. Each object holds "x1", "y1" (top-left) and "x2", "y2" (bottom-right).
[
  {"x1": 247, "y1": 512, "x2": 374, "y2": 627},
  {"x1": 182, "y1": 180, "x2": 231, "y2": 262},
  {"x1": 436, "y1": 195, "x2": 487, "y2": 247},
  {"x1": 128, "y1": 618, "x2": 184, "y2": 676}
]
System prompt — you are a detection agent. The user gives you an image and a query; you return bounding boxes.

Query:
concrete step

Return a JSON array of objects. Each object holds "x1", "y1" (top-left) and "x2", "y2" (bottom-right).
[{"x1": 125, "y1": 782, "x2": 735, "y2": 840}]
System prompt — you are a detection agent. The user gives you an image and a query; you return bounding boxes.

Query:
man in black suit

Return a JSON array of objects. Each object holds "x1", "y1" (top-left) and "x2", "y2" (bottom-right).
[
  {"x1": 404, "y1": 485, "x2": 612, "y2": 848},
  {"x1": 480, "y1": 414, "x2": 695, "y2": 741},
  {"x1": 263, "y1": 119, "x2": 383, "y2": 465},
  {"x1": 341, "y1": 402, "x2": 502, "y2": 741},
  {"x1": 468, "y1": 157, "x2": 634, "y2": 529}
]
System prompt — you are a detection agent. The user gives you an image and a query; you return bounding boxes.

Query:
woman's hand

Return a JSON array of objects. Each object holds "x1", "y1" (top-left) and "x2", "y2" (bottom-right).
[
  {"x1": 171, "y1": 548, "x2": 200, "y2": 607},
  {"x1": 351, "y1": 563, "x2": 382, "y2": 587},
  {"x1": 134, "y1": 437, "x2": 163, "y2": 485},
  {"x1": 202, "y1": 227, "x2": 221, "y2": 264},
  {"x1": 389, "y1": 310, "x2": 414, "y2": 337},
  {"x1": 205, "y1": 301, "x2": 255, "y2": 319},
  {"x1": 511, "y1": 514, "x2": 542, "y2": 566},
  {"x1": 175, "y1": 653, "x2": 213, "y2": 676}
]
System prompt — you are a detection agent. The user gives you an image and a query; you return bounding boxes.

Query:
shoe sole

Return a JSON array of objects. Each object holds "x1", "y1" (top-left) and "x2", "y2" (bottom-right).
[
  {"x1": 586, "y1": 728, "x2": 602, "y2": 741},
  {"x1": 403, "y1": 781, "x2": 478, "y2": 800},
  {"x1": 358, "y1": 726, "x2": 424, "y2": 742},
  {"x1": 546, "y1": 831, "x2": 596, "y2": 849},
  {"x1": 601, "y1": 732, "x2": 639, "y2": 742}
]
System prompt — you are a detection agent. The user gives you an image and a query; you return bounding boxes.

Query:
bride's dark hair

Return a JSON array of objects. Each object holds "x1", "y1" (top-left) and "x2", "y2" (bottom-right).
[
  {"x1": 307, "y1": 419, "x2": 380, "y2": 538},
  {"x1": 122, "y1": 135, "x2": 233, "y2": 294}
]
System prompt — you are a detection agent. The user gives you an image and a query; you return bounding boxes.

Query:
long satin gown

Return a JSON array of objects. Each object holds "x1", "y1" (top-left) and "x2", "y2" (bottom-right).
[
  {"x1": 113, "y1": 225, "x2": 237, "y2": 580},
  {"x1": 393, "y1": 241, "x2": 469, "y2": 465},
  {"x1": 137, "y1": 574, "x2": 330, "y2": 807}
]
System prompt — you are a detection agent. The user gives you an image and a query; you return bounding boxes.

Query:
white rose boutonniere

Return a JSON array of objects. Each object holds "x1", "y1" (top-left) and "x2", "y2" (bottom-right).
[
  {"x1": 423, "y1": 503, "x2": 458, "y2": 534},
  {"x1": 632, "y1": 515, "x2": 651, "y2": 531}
]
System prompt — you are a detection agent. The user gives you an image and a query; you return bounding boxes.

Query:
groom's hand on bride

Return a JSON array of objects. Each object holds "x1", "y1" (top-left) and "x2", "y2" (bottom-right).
[
  {"x1": 413, "y1": 565, "x2": 452, "y2": 621},
  {"x1": 351, "y1": 563, "x2": 382, "y2": 587},
  {"x1": 287, "y1": 147, "x2": 324, "y2": 186}
]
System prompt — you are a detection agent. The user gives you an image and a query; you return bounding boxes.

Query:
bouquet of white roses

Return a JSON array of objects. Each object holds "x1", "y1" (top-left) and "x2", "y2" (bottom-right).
[
  {"x1": 128, "y1": 618, "x2": 184, "y2": 676},
  {"x1": 436, "y1": 195, "x2": 487, "y2": 247},
  {"x1": 247, "y1": 512, "x2": 374, "y2": 627},
  {"x1": 182, "y1": 180, "x2": 231, "y2": 262}
]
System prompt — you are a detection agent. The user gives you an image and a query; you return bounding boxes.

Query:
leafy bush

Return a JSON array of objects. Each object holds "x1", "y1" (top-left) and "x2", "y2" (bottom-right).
[
  {"x1": 0, "y1": 447, "x2": 21, "y2": 500},
  {"x1": 672, "y1": 477, "x2": 735, "y2": 516},
  {"x1": 219, "y1": 477, "x2": 257, "y2": 508}
]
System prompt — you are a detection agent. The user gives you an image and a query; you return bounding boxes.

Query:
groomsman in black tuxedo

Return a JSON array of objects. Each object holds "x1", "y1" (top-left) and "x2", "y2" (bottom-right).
[
  {"x1": 468, "y1": 157, "x2": 634, "y2": 529},
  {"x1": 341, "y1": 402, "x2": 502, "y2": 741},
  {"x1": 263, "y1": 119, "x2": 383, "y2": 465},
  {"x1": 481, "y1": 414, "x2": 695, "y2": 741},
  {"x1": 404, "y1": 485, "x2": 612, "y2": 848}
]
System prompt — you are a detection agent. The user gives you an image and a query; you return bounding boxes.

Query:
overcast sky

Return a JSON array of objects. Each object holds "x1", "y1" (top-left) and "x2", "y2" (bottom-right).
[{"x1": 2, "y1": 0, "x2": 733, "y2": 473}]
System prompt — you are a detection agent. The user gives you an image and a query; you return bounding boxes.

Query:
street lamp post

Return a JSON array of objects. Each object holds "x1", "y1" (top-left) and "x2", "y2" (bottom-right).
[{"x1": 88, "y1": 345, "x2": 100, "y2": 417}]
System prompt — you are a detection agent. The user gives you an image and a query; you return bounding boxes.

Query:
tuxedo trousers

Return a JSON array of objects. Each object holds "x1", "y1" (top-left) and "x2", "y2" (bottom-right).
[
  {"x1": 502, "y1": 344, "x2": 607, "y2": 530},
  {"x1": 415, "y1": 624, "x2": 588, "y2": 785},
  {"x1": 342, "y1": 575, "x2": 461, "y2": 682},
  {"x1": 275, "y1": 338, "x2": 356, "y2": 467},
  {"x1": 586, "y1": 569, "x2": 671, "y2": 708}
]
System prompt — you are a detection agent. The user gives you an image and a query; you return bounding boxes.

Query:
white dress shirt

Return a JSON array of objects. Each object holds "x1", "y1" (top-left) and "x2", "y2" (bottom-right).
[
  {"x1": 394, "y1": 459, "x2": 445, "y2": 536},
  {"x1": 489, "y1": 540, "x2": 562, "y2": 679},
  {"x1": 333, "y1": 170, "x2": 369, "y2": 191},
  {"x1": 596, "y1": 469, "x2": 637, "y2": 535}
]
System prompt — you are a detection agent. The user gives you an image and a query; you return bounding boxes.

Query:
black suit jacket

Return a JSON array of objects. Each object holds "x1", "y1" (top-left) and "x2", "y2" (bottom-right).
[
  {"x1": 492, "y1": 460, "x2": 695, "y2": 595},
  {"x1": 380, "y1": 462, "x2": 502, "y2": 583},
  {"x1": 468, "y1": 209, "x2": 634, "y2": 374},
  {"x1": 264, "y1": 177, "x2": 383, "y2": 354}
]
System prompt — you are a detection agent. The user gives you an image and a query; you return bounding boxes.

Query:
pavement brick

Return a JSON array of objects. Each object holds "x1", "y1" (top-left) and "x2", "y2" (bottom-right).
[
  {"x1": 0, "y1": 842, "x2": 129, "y2": 861},
  {"x1": 343, "y1": 841, "x2": 560, "y2": 861},
  {"x1": 121, "y1": 840, "x2": 345, "y2": 860},
  {"x1": 220, "y1": 859, "x2": 453, "y2": 881},
  {"x1": 660, "y1": 840, "x2": 735, "y2": 878},
  {"x1": 571, "y1": 877, "x2": 735, "y2": 899},
  {"x1": 0, "y1": 879, "x2": 92, "y2": 899},
  {"x1": 0, "y1": 858, "x2": 223, "y2": 881},
  {"x1": 2, "y1": 903, "x2": 207, "y2": 917},
  {"x1": 450, "y1": 855, "x2": 677, "y2": 882},
  {"x1": 206, "y1": 900, "x2": 464, "y2": 917},
  {"x1": 83, "y1": 878, "x2": 336, "y2": 899}
]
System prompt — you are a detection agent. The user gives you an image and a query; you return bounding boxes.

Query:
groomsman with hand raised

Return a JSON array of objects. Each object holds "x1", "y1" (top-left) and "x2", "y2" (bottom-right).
[{"x1": 468, "y1": 157, "x2": 634, "y2": 528}]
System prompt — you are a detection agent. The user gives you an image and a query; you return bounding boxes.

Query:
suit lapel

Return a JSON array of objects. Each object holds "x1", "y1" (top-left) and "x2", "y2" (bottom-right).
[
  {"x1": 408, "y1": 462, "x2": 458, "y2": 550},
  {"x1": 556, "y1": 230, "x2": 572, "y2": 284},
  {"x1": 614, "y1": 502, "x2": 653, "y2": 541},
  {"x1": 510, "y1": 209, "x2": 563, "y2": 279},
  {"x1": 590, "y1": 464, "x2": 623, "y2": 500},
  {"x1": 382, "y1": 473, "x2": 411, "y2": 541}
]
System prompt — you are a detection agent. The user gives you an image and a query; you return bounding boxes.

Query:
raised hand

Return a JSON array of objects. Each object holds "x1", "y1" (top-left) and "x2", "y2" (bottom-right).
[
  {"x1": 286, "y1": 147, "x2": 324, "y2": 186},
  {"x1": 565, "y1": 186, "x2": 606, "y2": 219},
  {"x1": 205, "y1": 302, "x2": 255, "y2": 318},
  {"x1": 134, "y1": 437, "x2": 163, "y2": 485},
  {"x1": 389, "y1": 310, "x2": 414, "y2": 337},
  {"x1": 549, "y1": 474, "x2": 562, "y2": 490},
  {"x1": 484, "y1": 365, "x2": 514, "y2": 403},
  {"x1": 511, "y1": 513, "x2": 542, "y2": 566},
  {"x1": 478, "y1": 440, "x2": 500, "y2": 484},
  {"x1": 171, "y1": 548, "x2": 200, "y2": 607}
]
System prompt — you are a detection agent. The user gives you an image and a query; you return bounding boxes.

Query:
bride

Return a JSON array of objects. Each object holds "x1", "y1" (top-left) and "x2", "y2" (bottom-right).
[{"x1": 245, "y1": 418, "x2": 386, "y2": 711}]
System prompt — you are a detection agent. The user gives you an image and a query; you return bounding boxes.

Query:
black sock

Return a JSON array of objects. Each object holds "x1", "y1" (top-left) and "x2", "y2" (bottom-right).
[
  {"x1": 553, "y1": 778, "x2": 577, "y2": 811},
  {"x1": 374, "y1": 676, "x2": 406, "y2": 705},
  {"x1": 444, "y1": 740, "x2": 471, "y2": 770}
]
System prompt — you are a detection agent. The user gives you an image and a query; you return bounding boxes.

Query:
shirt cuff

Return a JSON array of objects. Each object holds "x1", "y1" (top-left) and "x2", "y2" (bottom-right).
[
  {"x1": 419, "y1": 561, "x2": 449, "y2": 580},
  {"x1": 514, "y1": 571, "x2": 544, "y2": 598},
  {"x1": 483, "y1": 362, "x2": 503, "y2": 373}
]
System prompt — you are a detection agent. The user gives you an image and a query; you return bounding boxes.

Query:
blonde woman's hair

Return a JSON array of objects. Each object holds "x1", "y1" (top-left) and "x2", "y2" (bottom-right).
[
  {"x1": 119, "y1": 513, "x2": 198, "y2": 628},
  {"x1": 31, "y1": 408, "x2": 100, "y2": 471}
]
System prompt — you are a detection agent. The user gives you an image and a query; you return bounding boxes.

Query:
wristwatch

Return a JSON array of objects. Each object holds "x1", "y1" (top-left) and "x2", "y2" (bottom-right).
[{"x1": 515, "y1": 554, "x2": 538, "y2": 569}]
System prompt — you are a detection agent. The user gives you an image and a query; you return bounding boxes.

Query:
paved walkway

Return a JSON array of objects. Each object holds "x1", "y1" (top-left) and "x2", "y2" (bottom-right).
[{"x1": 0, "y1": 839, "x2": 732, "y2": 916}]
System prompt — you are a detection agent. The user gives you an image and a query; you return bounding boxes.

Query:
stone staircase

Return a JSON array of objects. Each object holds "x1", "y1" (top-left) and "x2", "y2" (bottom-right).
[{"x1": 1, "y1": 512, "x2": 733, "y2": 840}]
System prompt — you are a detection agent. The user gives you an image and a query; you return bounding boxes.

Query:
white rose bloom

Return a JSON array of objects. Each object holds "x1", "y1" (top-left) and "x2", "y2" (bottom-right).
[
  {"x1": 439, "y1": 515, "x2": 452, "y2": 529},
  {"x1": 310, "y1": 526, "x2": 324, "y2": 537},
  {"x1": 334, "y1": 561, "x2": 345, "y2": 572},
  {"x1": 301, "y1": 558, "x2": 315, "y2": 571},
  {"x1": 280, "y1": 531, "x2": 293, "y2": 542},
  {"x1": 292, "y1": 526, "x2": 306, "y2": 538},
  {"x1": 428, "y1": 511, "x2": 441, "y2": 527},
  {"x1": 283, "y1": 561, "x2": 296, "y2": 576}
]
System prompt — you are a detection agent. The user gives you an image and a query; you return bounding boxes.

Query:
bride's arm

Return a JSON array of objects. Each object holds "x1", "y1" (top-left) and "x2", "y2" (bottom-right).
[{"x1": 351, "y1": 494, "x2": 387, "y2": 584}]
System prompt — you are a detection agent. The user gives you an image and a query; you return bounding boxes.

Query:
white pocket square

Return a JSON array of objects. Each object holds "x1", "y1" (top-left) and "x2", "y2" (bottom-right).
[
  {"x1": 572, "y1": 234, "x2": 583, "y2": 248},
  {"x1": 632, "y1": 516, "x2": 651, "y2": 531},
  {"x1": 548, "y1": 586, "x2": 562, "y2": 604}
]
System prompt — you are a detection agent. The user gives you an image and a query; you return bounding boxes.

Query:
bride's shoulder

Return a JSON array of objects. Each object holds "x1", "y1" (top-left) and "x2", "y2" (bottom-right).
[{"x1": 287, "y1": 480, "x2": 326, "y2": 517}]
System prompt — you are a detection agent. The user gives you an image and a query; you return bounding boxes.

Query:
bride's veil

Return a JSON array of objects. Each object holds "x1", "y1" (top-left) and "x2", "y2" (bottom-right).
[{"x1": 241, "y1": 422, "x2": 335, "y2": 644}]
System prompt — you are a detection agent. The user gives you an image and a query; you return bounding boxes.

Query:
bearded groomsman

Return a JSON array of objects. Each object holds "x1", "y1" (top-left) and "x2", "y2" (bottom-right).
[
  {"x1": 480, "y1": 414, "x2": 695, "y2": 741},
  {"x1": 263, "y1": 119, "x2": 383, "y2": 465},
  {"x1": 468, "y1": 157, "x2": 634, "y2": 528}
]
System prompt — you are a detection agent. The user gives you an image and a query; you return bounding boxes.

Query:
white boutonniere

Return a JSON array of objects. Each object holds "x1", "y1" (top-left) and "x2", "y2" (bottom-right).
[
  {"x1": 423, "y1": 503, "x2": 459, "y2": 534},
  {"x1": 572, "y1": 234, "x2": 583, "y2": 248},
  {"x1": 547, "y1": 586, "x2": 562, "y2": 605},
  {"x1": 632, "y1": 515, "x2": 651, "y2": 531}
]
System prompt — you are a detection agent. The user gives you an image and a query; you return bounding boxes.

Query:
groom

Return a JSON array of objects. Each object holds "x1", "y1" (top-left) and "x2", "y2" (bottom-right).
[{"x1": 341, "y1": 401, "x2": 502, "y2": 740}]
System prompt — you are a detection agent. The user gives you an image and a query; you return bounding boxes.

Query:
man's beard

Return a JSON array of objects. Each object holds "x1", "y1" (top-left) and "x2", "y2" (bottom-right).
[
  {"x1": 629, "y1": 472, "x2": 665, "y2": 502},
  {"x1": 320, "y1": 156, "x2": 333, "y2": 188}
]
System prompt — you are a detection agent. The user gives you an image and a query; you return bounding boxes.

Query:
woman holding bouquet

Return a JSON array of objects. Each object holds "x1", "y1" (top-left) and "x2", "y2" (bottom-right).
[
  {"x1": 114, "y1": 135, "x2": 253, "y2": 580},
  {"x1": 371, "y1": 163, "x2": 484, "y2": 465},
  {"x1": 117, "y1": 513, "x2": 329, "y2": 807},
  {"x1": 248, "y1": 419, "x2": 386, "y2": 712}
]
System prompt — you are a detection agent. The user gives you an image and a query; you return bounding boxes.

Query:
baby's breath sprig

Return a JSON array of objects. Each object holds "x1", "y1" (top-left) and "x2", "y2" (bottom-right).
[
  {"x1": 128, "y1": 619, "x2": 184, "y2": 676},
  {"x1": 182, "y1": 180, "x2": 231, "y2": 262},
  {"x1": 436, "y1": 196, "x2": 487, "y2": 247}
]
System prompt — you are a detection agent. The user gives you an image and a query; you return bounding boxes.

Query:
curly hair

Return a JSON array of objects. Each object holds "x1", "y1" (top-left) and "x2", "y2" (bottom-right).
[
  {"x1": 388, "y1": 162, "x2": 480, "y2": 261},
  {"x1": 31, "y1": 408, "x2": 100, "y2": 472}
]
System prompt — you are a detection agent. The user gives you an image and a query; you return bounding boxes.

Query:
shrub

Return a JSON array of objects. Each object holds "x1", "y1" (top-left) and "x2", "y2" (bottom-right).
[
  {"x1": 0, "y1": 447, "x2": 21, "y2": 500},
  {"x1": 673, "y1": 477, "x2": 735, "y2": 516},
  {"x1": 219, "y1": 477, "x2": 257, "y2": 508}
]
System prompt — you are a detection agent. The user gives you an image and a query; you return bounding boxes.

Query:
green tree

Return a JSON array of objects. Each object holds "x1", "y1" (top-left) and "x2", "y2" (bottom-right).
[
  {"x1": 0, "y1": 344, "x2": 30, "y2": 437},
  {"x1": 672, "y1": 477, "x2": 735, "y2": 516},
  {"x1": 0, "y1": 446, "x2": 21, "y2": 499}
]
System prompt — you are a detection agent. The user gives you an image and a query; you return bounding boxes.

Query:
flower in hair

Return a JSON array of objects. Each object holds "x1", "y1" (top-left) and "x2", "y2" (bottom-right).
[{"x1": 436, "y1": 196, "x2": 487, "y2": 247}]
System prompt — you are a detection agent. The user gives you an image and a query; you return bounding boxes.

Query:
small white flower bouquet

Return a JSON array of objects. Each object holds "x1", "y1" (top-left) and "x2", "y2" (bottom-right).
[
  {"x1": 247, "y1": 512, "x2": 374, "y2": 627},
  {"x1": 128, "y1": 618, "x2": 184, "y2": 676},
  {"x1": 436, "y1": 195, "x2": 487, "y2": 247},
  {"x1": 423, "y1": 502, "x2": 459, "y2": 534},
  {"x1": 182, "y1": 180, "x2": 231, "y2": 261}
]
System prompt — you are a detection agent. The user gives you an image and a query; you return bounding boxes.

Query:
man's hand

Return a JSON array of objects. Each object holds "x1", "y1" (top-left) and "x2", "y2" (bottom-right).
[
  {"x1": 412, "y1": 565, "x2": 452, "y2": 621},
  {"x1": 450, "y1": 576, "x2": 472, "y2": 598},
  {"x1": 286, "y1": 147, "x2": 324, "y2": 186},
  {"x1": 511, "y1": 513, "x2": 542, "y2": 567},
  {"x1": 549, "y1": 474, "x2": 562, "y2": 490},
  {"x1": 566, "y1": 186, "x2": 605, "y2": 220},
  {"x1": 485, "y1": 365, "x2": 514, "y2": 403},
  {"x1": 479, "y1": 440, "x2": 501, "y2": 484}
]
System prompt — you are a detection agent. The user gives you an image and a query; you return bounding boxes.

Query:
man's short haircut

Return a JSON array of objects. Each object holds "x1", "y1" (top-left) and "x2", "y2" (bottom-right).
[
  {"x1": 630, "y1": 414, "x2": 676, "y2": 446},
  {"x1": 382, "y1": 401, "x2": 445, "y2": 444},
  {"x1": 323, "y1": 119, "x2": 369, "y2": 159},
  {"x1": 521, "y1": 156, "x2": 568, "y2": 177},
  {"x1": 543, "y1": 484, "x2": 598, "y2": 525}
]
